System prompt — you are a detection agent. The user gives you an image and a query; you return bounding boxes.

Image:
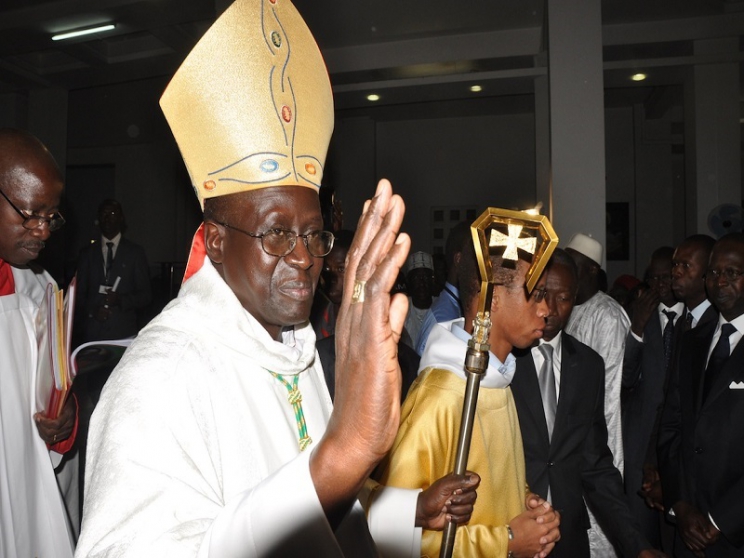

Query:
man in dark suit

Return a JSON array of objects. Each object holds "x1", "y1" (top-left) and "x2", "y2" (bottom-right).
[
  {"x1": 671, "y1": 235, "x2": 718, "y2": 332},
  {"x1": 74, "y1": 199, "x2": 151, "y2": 345},
  {"x1": 622, "y1": 246, "x2": 683, "y2": 547},
  {"x1": 658, "y1": 233, "x2": 744, "y2": 556},
  {"x1": 512, "y1": 248, "x2": 664, "y2": 558},
  {"x1": 638, "y1": 235, "x2": 719, "y2": 517}
]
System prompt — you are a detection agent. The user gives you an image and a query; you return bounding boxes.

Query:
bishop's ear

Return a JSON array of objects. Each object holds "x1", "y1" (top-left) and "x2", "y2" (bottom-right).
[{"x1": 203, "y1": 221, "x2": 226, "y2": 264}]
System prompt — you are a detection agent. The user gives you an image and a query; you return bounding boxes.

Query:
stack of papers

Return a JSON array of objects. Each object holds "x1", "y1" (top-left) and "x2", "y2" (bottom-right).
[{"x1": 35, "y1": 278, "x2": 76, "y2": 419}]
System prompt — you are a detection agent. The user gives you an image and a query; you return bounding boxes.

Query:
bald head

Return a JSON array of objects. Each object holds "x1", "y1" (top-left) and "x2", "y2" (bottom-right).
[
  {"x1": 0, "y1": 129, "x2": 61, "y2": 184},
  {"x1": 0, "y1": 129, "x2": 64, "y2": 266}
]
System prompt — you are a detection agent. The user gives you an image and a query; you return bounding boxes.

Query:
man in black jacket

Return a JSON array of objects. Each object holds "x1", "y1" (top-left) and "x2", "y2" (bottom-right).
[
  {"x1": 511, "y1": 249, "x2": 665, "y2": 558},
  {"x1": 74, "y1": 199, "x2": 151, "y2": 345},
  {"x1": 659, "y1": 233, "x2": 744, "y2": 556}
]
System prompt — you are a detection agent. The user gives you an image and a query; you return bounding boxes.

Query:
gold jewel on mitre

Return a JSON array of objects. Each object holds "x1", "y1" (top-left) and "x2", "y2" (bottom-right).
[
  {"x1": 160, "y1": 0, "x2": 334, "y2": 209},
  {"x1": 470, "y1": 208, "x2": 558, "y2": 315}
]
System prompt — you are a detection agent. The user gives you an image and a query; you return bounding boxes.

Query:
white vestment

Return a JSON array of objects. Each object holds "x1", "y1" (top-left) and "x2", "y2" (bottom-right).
[
  {"x1": 0, "y1": 265, "x2": 76, "y2": 558},
  {"x1": 566, "y1": 290, "x2": 630, "y2": 558},
  {"x1": 76, "y1": 259, "x2": 417, "y2": 558}
]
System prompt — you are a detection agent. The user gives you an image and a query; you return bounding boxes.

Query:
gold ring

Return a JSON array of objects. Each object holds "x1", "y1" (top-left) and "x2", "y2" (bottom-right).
[
  {"x1": 351, "y1": 280, "x2": 366, "y2": 304},
  {"x1": 53, "y1": 434, "x2": 57, "y2": 443}
]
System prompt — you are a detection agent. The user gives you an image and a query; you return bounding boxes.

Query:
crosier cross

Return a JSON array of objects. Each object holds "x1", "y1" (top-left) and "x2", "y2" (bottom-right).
[{"x1": 490, "y1": 224, "x2": 536, "y2": 260}]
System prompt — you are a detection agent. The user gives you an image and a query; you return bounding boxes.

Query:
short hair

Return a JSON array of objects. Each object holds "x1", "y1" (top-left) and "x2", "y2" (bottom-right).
[
  {"x1": 643, "y1": 246, "x2": 674, "y2": 282},
  {"x1": 678, "y1": 234, "x2": 715, "y2": 259},
  {"x1": 714, "y1": 232, "x2": 744, "y2": 254},
  {"x1": 98, "y1": 198, "x2": 122, "y2": 214},
  {"x1": 457, "y1": 241, "x2": 526, "y2": 308},
  {"x1": 547, "y1": 248, "x2": 578, "y2": 287},
  {"x1": 444, "y1": 221, "x2": 471, "y2": 268}
]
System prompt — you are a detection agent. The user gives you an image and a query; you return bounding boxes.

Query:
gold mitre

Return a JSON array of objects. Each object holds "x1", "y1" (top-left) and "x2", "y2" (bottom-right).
[
  {"x1": 160, "y1": 0, "x2": 334, "y2": 209},
  {"x1": 470, "y1": 208, "x2": 558, "y2": 313}
]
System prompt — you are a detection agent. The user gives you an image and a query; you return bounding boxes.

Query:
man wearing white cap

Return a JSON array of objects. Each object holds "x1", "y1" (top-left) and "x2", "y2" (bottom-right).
[
  {"x1": 565, "y1": 232, "x2": 631, "y2": 558},
  {"x1": 403, "y1": 251, "x2": 437, "y2": 349},
  {"x1": 75, "y1": 1, "x2": 477, "y2": 556}
]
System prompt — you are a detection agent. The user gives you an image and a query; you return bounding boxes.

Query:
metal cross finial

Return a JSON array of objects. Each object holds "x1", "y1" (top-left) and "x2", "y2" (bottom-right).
[{"x1": 489, "y1": 223, "x2": 536, "y2": 260}]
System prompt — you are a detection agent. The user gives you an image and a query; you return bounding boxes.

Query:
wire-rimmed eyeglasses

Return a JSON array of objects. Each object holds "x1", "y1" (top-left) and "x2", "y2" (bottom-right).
[
  {"x1": 0, "y1": 187, "x2": 65, "y2": 232},
  {"x1": 705, "y1": 268, "x2": 744, "y2": 283},
  {"x1": 495, "y1": 282, "x2": 548, "y2": 303},
  {"x1": 216, "y1": 221, "x2": 335, "y2": 258}
]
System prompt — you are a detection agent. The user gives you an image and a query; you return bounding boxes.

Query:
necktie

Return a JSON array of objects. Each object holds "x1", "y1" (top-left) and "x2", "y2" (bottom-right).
[
  {"x1": 684, "y1": 311, "x2": 693, "y2": 332},
  {"x1": 0, "y1": 258, "x2": 15, "y2": 296},
  {"x1": 703, "y1": 323, "x2": 736, "y2": 400},
  {"x1": 661, "y1": 309, "x2": 676, "y2": 370},
  {"x1": 105, "y1": 242, "x2": 114, "y2": 283},
  {"x1": 538, "y1": 344, "x2": 557, "y2": 440}
]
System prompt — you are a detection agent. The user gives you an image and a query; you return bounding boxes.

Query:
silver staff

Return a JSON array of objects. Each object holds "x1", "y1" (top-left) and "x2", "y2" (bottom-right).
[
  {"x1": 439, "y1": 295, "x2": 493, "y2": 557},
  {"x1": 439, "y1": 208, "x2": 558, "y2": 558}
]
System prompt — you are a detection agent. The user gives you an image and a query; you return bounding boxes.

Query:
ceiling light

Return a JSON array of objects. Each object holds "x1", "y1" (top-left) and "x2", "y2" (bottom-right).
[
  {"x1": 366, "y1": 94, "x2": 380, "y2": 102},
  {"x1": 470, "y1": 85, "x2": 482, "y2": 93},
  {"x1": 631, "y1": 73, "x2": 647, "y2": 82},
  {"x1": 52, "y1": 24, "x2": 116, "y2": 41}
]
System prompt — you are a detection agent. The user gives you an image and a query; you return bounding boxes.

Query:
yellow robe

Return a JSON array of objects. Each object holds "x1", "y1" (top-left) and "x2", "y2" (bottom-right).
[{"x1": 375, "y1": 367, "x2": 528, "y2": 557}]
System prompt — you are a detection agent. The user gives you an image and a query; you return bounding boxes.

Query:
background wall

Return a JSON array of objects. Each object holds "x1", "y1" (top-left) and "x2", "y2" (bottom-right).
[{"x1": 1, "y1": 74, "x2": 739, "y2": 295}]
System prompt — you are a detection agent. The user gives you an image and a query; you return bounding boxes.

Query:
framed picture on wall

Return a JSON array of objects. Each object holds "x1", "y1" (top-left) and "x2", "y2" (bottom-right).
[{"x1": 606, "y1": 202, "x2": 629, "y2": 261}]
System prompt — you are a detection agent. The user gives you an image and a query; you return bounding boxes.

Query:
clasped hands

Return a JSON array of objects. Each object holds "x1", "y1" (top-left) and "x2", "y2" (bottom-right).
[{"x1": 508, "y1": 493, "x2": 561, "y2": 558}]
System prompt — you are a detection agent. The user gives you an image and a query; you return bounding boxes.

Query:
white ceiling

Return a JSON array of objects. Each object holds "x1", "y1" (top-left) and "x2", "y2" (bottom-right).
[{"x1": 1, "y1": 0, "x2": 743, "y2": 117}]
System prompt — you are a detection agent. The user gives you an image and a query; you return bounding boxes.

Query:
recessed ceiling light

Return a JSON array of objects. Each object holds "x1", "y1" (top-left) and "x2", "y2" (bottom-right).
[
  {"x1": 366, "y1": 94, "x2": 380, "y2": 102},
  {"x1": 52, "y1": 24, "x2": 116, "y2": 41},
  {"x1": 470, "y1": 85, "x2": 482, "y2": 93},
  {"x1": 631, "y1": 73, "x2": 647, "y2": 82}
]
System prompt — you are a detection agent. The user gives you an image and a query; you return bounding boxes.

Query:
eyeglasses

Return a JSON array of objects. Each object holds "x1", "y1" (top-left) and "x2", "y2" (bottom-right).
[
  {"x1": 530, "y1": 287, "x2": 548, "y2": 303},
  {"x1": 705, "y1": 268, "x2": 744, "y2": 282},
  {"x1": 496, "y1": 283, "x2": 548, "y2": 303},
  {"x1": 0, "y1": 187, "x2": 65, "y2": 232},
  {"x1": 217, "y1": 221, "x2": 335, "y2": 258}
]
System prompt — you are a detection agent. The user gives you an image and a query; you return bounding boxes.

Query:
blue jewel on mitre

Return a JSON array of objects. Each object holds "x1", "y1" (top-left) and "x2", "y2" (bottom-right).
[{"x1": 260, "y1": 159, "x2": 280, "y2": 173}]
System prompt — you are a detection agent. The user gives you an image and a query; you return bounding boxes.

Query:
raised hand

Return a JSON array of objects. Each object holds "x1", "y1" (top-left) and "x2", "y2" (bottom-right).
[{"x1": 310, "y1": 179, "x2": 410, "y2": 522}]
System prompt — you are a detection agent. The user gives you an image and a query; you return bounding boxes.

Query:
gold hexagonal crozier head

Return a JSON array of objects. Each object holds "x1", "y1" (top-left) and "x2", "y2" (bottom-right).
[{"x1": 470, "y1": 208, "x2": 559, "y2": 316}]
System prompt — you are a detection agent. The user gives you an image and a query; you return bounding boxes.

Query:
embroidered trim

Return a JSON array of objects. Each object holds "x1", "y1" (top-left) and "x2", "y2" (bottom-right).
[{"x1": 269, "y1": 371, "x2": 312, "y2": 451}]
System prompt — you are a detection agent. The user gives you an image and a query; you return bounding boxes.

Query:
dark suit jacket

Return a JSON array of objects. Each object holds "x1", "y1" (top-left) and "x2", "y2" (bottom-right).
[
  {"x1": 74, "y1": 237, "x2": 152, "y2": 345},
  {"x1": 658, "y1": 318, "x2": 744, "y2": 552},
  {"x1": 316, "y1": 334, "x2": 419, "y2": 403},
  {"x1": 641, "y1": 304, "x2": 718, "y2": 469},
  {"x1": 512, "y1": 333, "x2": 649, "y2": 558},
  {"x1": 621, "y1": 310, "x2": 674, "y2": 542}
]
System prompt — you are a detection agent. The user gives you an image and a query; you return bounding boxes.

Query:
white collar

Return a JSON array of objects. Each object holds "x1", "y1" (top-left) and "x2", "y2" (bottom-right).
[
  {"x1": 418, "y1": 318, "x2": 515, "y2": 388},
  {"x1": 101, "y1": 233, "x2": 122, "y2": 250}
]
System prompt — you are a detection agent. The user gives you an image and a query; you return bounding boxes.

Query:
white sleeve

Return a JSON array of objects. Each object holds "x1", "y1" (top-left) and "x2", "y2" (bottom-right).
[
  {"x1": 200, "y1": 450, "x2": 344, "y2": 558},
  {"x1": 365, "y1": 484, "x2": 422, "y2": 558}
]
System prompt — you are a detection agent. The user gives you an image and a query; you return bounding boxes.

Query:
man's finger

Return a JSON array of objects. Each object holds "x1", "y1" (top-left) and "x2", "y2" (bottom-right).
[{"x1": 344, "y1": 180, "x2": 392, "y2": 290}]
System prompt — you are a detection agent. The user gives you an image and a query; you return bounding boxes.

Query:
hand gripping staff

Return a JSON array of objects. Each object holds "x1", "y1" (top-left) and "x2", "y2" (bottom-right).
[{"x1": 439, "y1": 208, "x2": 558, "y2": 558}]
